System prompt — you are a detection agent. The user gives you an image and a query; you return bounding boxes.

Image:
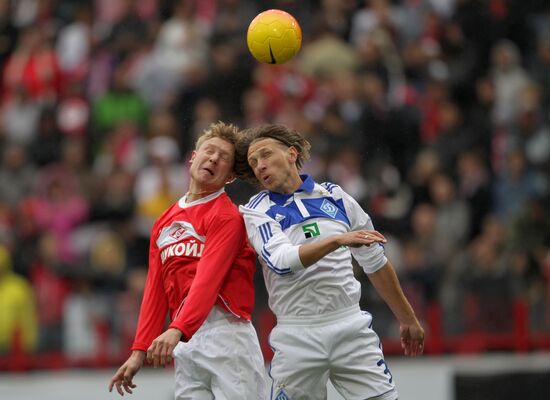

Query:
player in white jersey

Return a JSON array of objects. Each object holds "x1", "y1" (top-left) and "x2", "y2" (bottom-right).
[{"x1": 235, "y1": 124, "x2": 424, "y2": 400}]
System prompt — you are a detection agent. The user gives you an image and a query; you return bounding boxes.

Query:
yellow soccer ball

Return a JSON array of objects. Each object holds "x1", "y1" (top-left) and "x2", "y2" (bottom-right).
[{"x1": 247, "y1": 9, "x2": 302, "y2": 65}]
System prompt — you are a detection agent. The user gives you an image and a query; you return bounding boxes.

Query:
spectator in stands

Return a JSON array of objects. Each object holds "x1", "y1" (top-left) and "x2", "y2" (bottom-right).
[
  {"x1": 512, "y1": 83, "x2": 550, "y2": 173},
  {"x1": 28, "y1": 106, "x2": 64, "y2": 167},
  {"x1": 32, "y1": 165, "x2": 89, "y2": 264},
  {"x1": 530, "y1": 38, "x2": 550, "y2": 111},
  {"x1": 493, "y1": 149, "x2": 547, "y2": 223},
  {"x1": 399, "y1": 239, "x2": 439, "y2": 322},
  {"x1": 55, "y1": 3, "x2": 93, "y2": 81},
  {"x1": 2, "y1": 25, "x2": 62, "y2": 104},
  {"x1": 29, "y1": 233, "x2": 70, "y2": 352},
  {"x1": 92, "y1": 121, "x2": 147, "y2": 177},
  {"x1": 490, "y1": 39, "x2": 531, "y2": 126},
  {"x1": 456, "y1": 150, "x2": 492, "y2": 239},
  {"x1": 0, "y1": 0, "x2": 17, "y2": 69},
  {"x1": 0, "y1": 142, "x2": 36, "y2": 208},
  {"x1": 134, "y1": 136, "x2": 189, "y2": 237},
  {"x1": 0, "y1": 245, "x2": 38, "y2": 354},
  {"x1": 429, "y1": 173, "x2": 470, "y2": 265},
  {"x1": 431, "y1": 99, "x2": 478, "y2": 174},
  {"x1": 133, "y1": 1, "x2": 208, "y2": 108},
  {"x1": 1, "y1": 85, "x2": 41, "y2": 145},
  {"x1": 92, "y1": 62, "x2": 149, "y2": 136}
]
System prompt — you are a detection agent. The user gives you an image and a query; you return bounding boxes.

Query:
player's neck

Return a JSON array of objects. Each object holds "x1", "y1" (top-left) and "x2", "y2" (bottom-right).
[
  {"x1": 277, "y1": 172, "x2": 303, "y2": 195},
  {"x1": 185, "y1": 187, "x2": 219, "y2": 202}
]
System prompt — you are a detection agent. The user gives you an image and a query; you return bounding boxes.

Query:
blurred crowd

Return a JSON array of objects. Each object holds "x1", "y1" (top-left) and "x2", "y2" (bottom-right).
[{"x1": 0, "y1": 0, "x2": 549, "y2": 360}]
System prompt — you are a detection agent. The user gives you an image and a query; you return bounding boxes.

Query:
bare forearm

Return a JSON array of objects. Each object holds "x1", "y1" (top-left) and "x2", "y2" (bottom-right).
[
  {"x1": 298, "y1": 230, "x2": 387, "y2": 268},
  {"x1": 131, "y1": 350, "x2": 147, "y2": 363},
  {"x1": 367, "y1": 261, "x2": 419, "y2": 325},
  {"x1": 298, "y1": 236, "x2": 341, "y2": 267}
]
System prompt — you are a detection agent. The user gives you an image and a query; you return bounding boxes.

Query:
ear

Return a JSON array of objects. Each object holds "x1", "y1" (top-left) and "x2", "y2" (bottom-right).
[
  {"x1": 288, "y1": 146, "x2": 298, "y2": 164},
  {"x1": 189, "y1": 150, "x2": 197, "y2": 164},
  {"x1": 226, "y1": 172, "x2": 236, "y2": 184}
]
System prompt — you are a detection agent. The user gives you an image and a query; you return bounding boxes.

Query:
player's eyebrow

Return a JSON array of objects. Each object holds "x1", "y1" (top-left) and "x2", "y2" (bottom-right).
[{"x1": 204, "y1": 143, "x2": 232, "y2": 157}]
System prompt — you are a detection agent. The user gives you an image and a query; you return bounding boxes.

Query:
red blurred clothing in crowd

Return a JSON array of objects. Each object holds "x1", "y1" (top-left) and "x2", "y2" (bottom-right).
[{"x1": 2, "y1": 27, "x2": 62, "y2": 104}]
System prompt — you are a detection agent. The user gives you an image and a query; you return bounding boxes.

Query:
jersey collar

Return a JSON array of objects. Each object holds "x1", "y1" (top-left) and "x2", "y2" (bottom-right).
[
  {"x1": 269, "y1": 174, "x2": 314, "y2": 205},
  {"x1": 178, "y1": 187, "x2": 225, "y2": 208}
]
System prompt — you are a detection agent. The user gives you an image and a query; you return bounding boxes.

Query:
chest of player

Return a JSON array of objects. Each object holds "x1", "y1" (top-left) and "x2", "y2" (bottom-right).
[
  {"x1": 157, "y1": 220, "x2": 206, "y2": 266},
  {"x1": 267, "y1": 196, "x2": 350, "y2": 242}
]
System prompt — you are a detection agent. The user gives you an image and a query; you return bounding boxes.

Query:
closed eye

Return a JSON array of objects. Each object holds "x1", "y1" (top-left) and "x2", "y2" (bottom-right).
[{"x1": 219, "y1": 151, "x2": 232, "y2": 162}]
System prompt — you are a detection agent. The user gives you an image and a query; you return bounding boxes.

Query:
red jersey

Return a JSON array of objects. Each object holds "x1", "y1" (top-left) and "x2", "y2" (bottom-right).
[{"x1": 131, "y1": 189, "x2": 257, "y2": 351}]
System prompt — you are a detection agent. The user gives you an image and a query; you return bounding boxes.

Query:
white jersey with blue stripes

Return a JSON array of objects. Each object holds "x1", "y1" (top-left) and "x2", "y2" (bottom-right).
[{"x1": 239, "y1": 175, "x2": 387, "y2": 318}]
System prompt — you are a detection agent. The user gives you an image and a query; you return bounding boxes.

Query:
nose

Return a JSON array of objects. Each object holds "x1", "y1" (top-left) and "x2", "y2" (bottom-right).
[
  {"x1": 208, "y1": 152, "x2": 220, "y2": 163},
  {"x1": 256, "y1": 160, "x2": 267, "y2": 172},
  {"x1": 258, "y1": 160, "x2": 267, "y2": 171}
]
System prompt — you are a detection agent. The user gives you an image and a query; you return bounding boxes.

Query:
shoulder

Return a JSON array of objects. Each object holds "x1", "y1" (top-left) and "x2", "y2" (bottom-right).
[
  {"x1": 239, "y1": 191, "x2": 274, "y2": 226},
  {"x1": 242, "y1": 190, "x2": 270, "y2": 212},
  {"x1": 319, "y1": 181, "x2": 344, "y2": 198},
  {"x1": 215, "y1": 192, "x2": 240, "y2": 214},
  {"x1": 203, "y1": 194, "x2": 243, "y2": 224},
  {"x1": 149, "y1": 201, "x2": 180, "y2": 239},
  {"x1": 153, "y1": 201, "x2": 179, "y2": 226}
]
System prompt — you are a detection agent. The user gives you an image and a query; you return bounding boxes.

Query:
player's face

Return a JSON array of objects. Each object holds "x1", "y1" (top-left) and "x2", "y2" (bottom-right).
[
  {"x1": 189, "y1": 137, "x2": 235, "y2": 191},
  {"x1": 247, "y1": 138, "x2": 301, "y2": 194}
]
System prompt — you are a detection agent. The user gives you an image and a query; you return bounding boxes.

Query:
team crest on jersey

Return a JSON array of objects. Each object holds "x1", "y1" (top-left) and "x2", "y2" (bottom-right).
[
  {"x1": 157, "y1": 221, "x2": 205, "y2": 248},
  {"x1": 302, "y1": 222, "x2": 320, "y2": 238},
  {"x1": 275, "y1": 389, "x2": 290, "y2": 400},
  {"x1": 170, "y1": 227, "x2": 186, "y2": 239},
  {"x1": 320, "y1": 199, "x2": 338, "y2": 218}
]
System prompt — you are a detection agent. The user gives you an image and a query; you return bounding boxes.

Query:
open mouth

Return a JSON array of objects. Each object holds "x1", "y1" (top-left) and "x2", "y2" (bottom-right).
[{"x1": 203, "y1": 167, "x2": 214, "y2": 176}]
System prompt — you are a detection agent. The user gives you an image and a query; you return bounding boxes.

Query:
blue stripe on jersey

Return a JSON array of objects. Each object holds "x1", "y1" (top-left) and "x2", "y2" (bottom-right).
[
  {"x1": 261, "y1": 248, "x2": 291, "y2": 275},
  {"x1": 321, "y1": 182, "x2": 338, "y2": 194},
  {"x1": 266, "y1": 196, "x2": 350, "y2": 230},
  {"x1": 259, "y1": 222, "x2": 273, "y2": 243},
  {"x1": 259, "y1": 224, "x2": 267, "y2": 243},
  {"x1": 247, "y1": 191, "x2": 268, "y2": 209}
]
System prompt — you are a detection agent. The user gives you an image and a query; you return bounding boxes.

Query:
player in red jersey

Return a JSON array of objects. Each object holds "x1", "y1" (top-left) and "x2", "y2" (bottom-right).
[{"x1": 109, "y1": 122, "x2": 266, "y2": 399}]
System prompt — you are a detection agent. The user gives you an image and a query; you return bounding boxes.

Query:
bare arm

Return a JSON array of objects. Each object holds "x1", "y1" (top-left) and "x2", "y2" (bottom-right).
[
  {"x1": 367, "y1": 261, "x2": 425, "y2": 356},
  {"x1": 298, "y1": 230, "x2": 387, "y2": 267}
]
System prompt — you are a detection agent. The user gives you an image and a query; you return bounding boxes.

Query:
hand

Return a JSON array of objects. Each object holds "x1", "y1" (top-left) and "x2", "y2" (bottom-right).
[
  {"x1": 400, "y1": 321, "x2": 425, "y2": 357},
  {"x1": 146, "y1": 328, "x2": 183, "y2": 368},
  {"x1": 108, "y1": 351, "x2": 146, "y2": 395},
  {"x1": 338, "y1": 230, "x2": 387, "y2": 248}
]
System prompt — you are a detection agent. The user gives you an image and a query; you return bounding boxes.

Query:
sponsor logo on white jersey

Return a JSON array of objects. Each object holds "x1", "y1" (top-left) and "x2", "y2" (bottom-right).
[{"x1": 302, "y1": 222, "x2": 320, "y2": 238}]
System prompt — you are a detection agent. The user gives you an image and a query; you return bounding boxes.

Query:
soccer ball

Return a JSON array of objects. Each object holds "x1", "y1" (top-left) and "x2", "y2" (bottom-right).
[{"x1": 247, "y1": 9, "x2": 302, "y2": 65}]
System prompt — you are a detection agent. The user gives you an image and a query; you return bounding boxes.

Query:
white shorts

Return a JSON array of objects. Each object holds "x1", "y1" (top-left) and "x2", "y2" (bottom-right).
[
  {"x1": 173, "y1": 306, "x2": 266, "y2": 400},
  {"x1": 268, "y1": 305, "x2": 397, "y2": 400}
]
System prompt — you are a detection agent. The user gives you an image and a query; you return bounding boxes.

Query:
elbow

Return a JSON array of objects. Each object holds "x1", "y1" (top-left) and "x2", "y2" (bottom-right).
[{"x1": 261, "y1": 249, "x2": 293, "y2": 275}]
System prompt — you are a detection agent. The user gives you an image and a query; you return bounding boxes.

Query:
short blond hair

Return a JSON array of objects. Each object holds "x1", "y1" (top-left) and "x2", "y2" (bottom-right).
[
  {"x1": 235, "y1": 124, "x2": 311, "y2": 183},
  {"x1": 195, "y1": 121, "x2": 240, "y2": 151}
]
